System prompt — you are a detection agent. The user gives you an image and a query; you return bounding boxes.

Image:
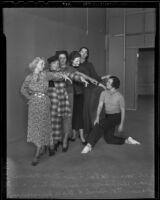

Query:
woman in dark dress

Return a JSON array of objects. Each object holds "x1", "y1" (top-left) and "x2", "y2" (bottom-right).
[
  {"x1": 78, "y1": 47, "x2": 106, "y2": 140},
  {"x1": 69, "y1": 51, "x2": 105, "y2": 144}
]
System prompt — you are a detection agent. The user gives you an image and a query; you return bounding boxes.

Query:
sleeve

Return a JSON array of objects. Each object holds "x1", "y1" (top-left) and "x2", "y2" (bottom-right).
[
  {"x1": 20, "y1": 75, "x2": 32, "y2": 100},
  {"x1": 68, "y1": 72, "x2": 82, "y2": 82},
  {"x1": 99, "y1": 91, "x2": 105, "y2": 103},
  {"x1": 46, "y1": 71, "x2": 64, "y2": 81},
  {"x1": 78, "y1": 66, "x2": 89, "y2": 75},
  {"x1": 88, "y1": 62, "x2": 101, "y2": 82},
  {"x1": 75, "y1": 71, "x2": 99, "y2": 85},
  {"x1": 119, "y1": 95, "x2": 125, "y2": 109}
]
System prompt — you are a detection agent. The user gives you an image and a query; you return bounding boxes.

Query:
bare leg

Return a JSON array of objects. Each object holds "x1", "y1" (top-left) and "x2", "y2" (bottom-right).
[
  {"x1": 71, "y1": 129, "x2": 77, "y2": 141},
  {"x1": 32, "y1": 146, "x2": 41, "y2": 166},
  {"x1": 79, "y1": 129, "x2": 86, "y2": 145},
  {"x1": 48, "y1": 138, "x2": 56, "y2": 156}
]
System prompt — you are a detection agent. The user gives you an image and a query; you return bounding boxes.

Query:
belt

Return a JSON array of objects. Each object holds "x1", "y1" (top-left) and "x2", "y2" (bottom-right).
[{"x1": 34, "y1": 92, "x2": 46, "y2": 98}]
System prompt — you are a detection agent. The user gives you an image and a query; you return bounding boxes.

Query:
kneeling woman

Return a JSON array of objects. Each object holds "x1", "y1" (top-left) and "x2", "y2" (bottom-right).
[{"x1": 21, "y1": 57, "x2": 70, "y2": 165}]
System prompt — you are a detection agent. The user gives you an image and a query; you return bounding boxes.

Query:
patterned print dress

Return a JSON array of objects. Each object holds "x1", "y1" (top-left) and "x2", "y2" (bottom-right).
[
  {"x1": 48, "y1": 81, "x2": 71, "y2": 142},
  {"x1": 21, "y1": 71, "x2": 64, "y2": 147}
]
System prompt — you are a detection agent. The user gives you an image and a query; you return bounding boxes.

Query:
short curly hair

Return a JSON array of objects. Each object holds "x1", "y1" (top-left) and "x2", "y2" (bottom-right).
[
  {"x1": 109, "y1": 76, "x2": 120, "y2": 89},
  {"x1": 69, "y1": 51, "x2": 81, "y2": 65},
  {"x1": 29, "y1": 57, "x2": 45, "y2": 72}
]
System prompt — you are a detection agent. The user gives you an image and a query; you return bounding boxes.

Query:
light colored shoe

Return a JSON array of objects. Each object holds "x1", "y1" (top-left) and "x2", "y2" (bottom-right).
[
  {"x1": 81, "y1": 144, "x2": 92, "y2": 154},
  {"x1": 127, "y1": 137, "x2": 141, "y2": 145}
]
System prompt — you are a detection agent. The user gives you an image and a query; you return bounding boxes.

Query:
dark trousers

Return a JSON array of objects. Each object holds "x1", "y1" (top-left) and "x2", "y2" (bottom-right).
[{"x1": 87, "y1": 113, "x2": 126, "y2": 147}]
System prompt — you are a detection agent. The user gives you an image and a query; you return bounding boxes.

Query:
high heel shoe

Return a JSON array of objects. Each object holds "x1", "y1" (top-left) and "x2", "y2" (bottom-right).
[
  {"x1": 81, "y1": 140, "x2": 87, "y2": 146},
  {"x1": 48, "y1": 146, "x2": 55, "y2": 156},
  {"x1": 39, "y1": 145, "x2": 48, "y2": 156},
  {"x1": 69, "y1": 137, "x2": 76, "y2": 142},
  {"x1": 31, "y1": 157, "x2": 39, "y2": 166},
  {"x1": 54, "y1": 141, "x2": 61, "y2": 152},
  {"x1": 80, "y1": 137, "x2": 87, "y2": 146}
]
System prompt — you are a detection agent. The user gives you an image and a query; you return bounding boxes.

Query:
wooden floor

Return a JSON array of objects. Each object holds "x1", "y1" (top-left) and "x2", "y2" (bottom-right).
[{"x1": 6, "y1": 95, "x2": 154, "y2": 199}]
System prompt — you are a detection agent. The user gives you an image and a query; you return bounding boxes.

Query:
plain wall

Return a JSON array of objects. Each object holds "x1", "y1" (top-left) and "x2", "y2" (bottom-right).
[
  {"x1": 138, "y1": 49, "x2": 154, "y2": 95},
  {"x1": 4, "y1": 8, "x2": 106, "y2": 142}
]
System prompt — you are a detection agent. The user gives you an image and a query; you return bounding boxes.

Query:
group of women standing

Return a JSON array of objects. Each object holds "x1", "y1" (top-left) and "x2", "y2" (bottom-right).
[{"x1": 21, "y1": 47, "x2": 106, "y2": 166}]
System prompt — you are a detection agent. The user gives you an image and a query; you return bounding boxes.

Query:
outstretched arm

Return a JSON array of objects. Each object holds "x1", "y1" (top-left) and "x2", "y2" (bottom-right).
[
  {"x1": 74, "y1": 71, "x2": 98, "y2": 85},
  {"x1": 46, "y1": 71, "x2": 64, "y2": 81},
  {"x1": 101, "y1": 74, "x2": 112, "y2": 80},
  {"x1": 74, "y1": 71, "x2": 106, "y2": 89}
]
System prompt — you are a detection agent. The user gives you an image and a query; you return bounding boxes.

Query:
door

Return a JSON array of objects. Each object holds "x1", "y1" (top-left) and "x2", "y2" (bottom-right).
[{"x1": 125, "y1": 48, "x2": 138, "y2": 110}]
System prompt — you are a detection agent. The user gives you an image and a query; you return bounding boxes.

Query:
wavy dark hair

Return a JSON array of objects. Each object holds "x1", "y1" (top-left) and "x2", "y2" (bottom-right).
[
  {"x1": 109, "y1": 76, "x2": 120, "y2": 89},
  {"x1": 56, "y1": 50, "x2": 69, "y2": 62},
  {"x1": 69, "y1": 51, "x2": 81, "y2": 65},
  {"x1": 79, "y1": 46, "x2": 89, "y2": 61}
]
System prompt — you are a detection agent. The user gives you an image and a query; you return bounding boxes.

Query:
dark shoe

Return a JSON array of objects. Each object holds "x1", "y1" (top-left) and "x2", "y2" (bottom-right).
[
  {"x1": 62, "y1": 146, "x2": 68, "y2": 152},
  {"x1": 40, "y1": 145, "x2": 48, "y2": 156},
  {"x1": 69, "y1": 137, "x2": 76, "y2": 142},
  {"x1": 54, "y1": 141, "x2": 61, "y2": 152},
  {"x1": 48, "y1": 147, "x2": 55, "y2": 156},
  {"x1": 82, "y1": 141, "x2": 87, "y2": 146},
  {"x1": 31, "y1": 157, "x2": 39, "y2": 166}
]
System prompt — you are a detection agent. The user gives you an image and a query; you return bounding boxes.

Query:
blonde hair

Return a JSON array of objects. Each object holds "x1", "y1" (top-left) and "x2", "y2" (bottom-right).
[{"x1": 29, "y1": 57, "x2": 45, "y2": 72}]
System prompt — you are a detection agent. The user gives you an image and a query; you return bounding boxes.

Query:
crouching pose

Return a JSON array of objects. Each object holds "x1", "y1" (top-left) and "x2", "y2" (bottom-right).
[{"x1": 81, "y1": 76, "x2": 140, "y2": 154}]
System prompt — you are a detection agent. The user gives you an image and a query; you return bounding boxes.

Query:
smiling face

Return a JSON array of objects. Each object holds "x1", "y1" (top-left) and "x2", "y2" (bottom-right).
[
  {"x1": 79, "y1": 48, "x2": 88, "y2": 60},
  {"x1": 72, "y1": 57, "x2": 81, "y2": 67},
  {"x1": 50, "y1": 60, "x2": 60, "y2": 71}
]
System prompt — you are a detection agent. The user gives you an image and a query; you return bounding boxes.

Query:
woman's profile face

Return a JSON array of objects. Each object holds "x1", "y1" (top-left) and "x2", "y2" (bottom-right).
[
  {"x1": 50, "y1": 60, "x2": 60, "y2": 71},
  {"x1": 36, "y1": 59, "x2": 45, "y2": 72},
  {"x1": 72, "y1": 57, "x2": 81, "y2": 67},
  {"x1": 79, "y1": 48, "x2": 88, "y2": 59}
]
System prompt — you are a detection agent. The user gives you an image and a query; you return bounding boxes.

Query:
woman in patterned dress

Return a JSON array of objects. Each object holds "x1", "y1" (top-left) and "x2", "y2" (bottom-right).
[
  {"x1": 47, "y1": 55, "x2": 72, "y2": 154},
  {"x1": 21, "y1": 57, "x2": 71, "y2": 166}
]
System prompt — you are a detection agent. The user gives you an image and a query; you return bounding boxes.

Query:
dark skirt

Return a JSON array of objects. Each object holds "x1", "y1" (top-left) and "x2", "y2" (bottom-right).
[
  {"x1": 72, "y1": 94, "x2": 84, "y2": 130},
  {"x1": 83, "y1": 86, "x2": 105, "y2": 137}
]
